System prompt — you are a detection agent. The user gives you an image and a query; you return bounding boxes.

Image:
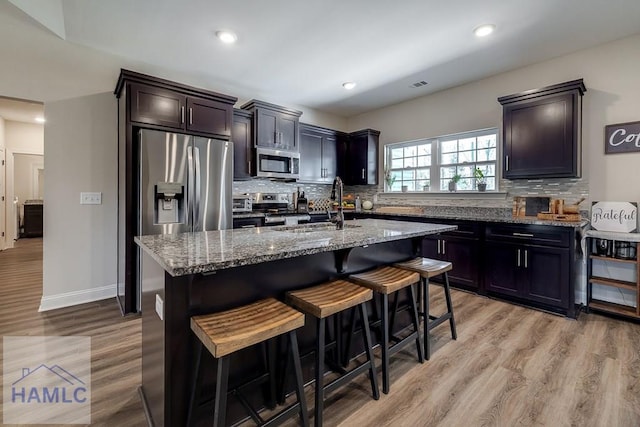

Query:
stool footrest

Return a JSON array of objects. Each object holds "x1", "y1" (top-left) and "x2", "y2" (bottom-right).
[
  {"x1": 428, "y1": 313, "x2": 453, "y2": 331},
  {"x1": 388, "y1": 331, "x2": 420, "y2": 357},
  {"x1": 261, "y1": 402, "x2": 305, "y2": 427},
  {"x1": 323, "y1": 360, "x2": 376, "y2": 396}
]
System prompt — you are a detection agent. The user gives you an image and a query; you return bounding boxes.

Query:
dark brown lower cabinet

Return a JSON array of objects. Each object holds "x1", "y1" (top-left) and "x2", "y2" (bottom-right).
[
  {"x1": 23, "y1": 204, "x2": 43, "y2": 237},
  {"x1": 422, "y1": 223, "x2": 481, "y2": 291},
  {"x1": 349, "y1": 213, "x2": 577, "y2": 317},
  {"x1": 484, "y1": 224, "x2": 572, "y2": 315}
]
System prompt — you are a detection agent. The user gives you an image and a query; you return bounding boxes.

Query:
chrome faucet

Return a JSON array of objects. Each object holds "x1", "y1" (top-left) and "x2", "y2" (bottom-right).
[{"x1": 329, "y1": 176, "x2": 344, "y2": 230}]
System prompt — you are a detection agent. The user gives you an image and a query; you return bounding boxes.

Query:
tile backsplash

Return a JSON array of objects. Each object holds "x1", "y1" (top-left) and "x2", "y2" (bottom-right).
[{"x1": 234, "y1": 175, "x2": 588, "y2": 213}]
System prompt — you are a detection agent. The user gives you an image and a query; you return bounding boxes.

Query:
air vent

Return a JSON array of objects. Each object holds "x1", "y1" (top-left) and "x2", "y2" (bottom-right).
[{"x1": 410, "y1": 80, "x2": 428, "y2": 88}]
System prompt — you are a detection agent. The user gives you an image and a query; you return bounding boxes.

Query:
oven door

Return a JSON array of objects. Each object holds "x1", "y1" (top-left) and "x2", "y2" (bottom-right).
[{"x1": 256, "y1": 148, "x2": 300, "y2": 179}]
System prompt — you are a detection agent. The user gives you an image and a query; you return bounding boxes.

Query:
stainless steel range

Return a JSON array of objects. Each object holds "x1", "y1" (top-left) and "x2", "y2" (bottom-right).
[{"x1": 250, "y1": 193, "x2": 310, "y2": 225}]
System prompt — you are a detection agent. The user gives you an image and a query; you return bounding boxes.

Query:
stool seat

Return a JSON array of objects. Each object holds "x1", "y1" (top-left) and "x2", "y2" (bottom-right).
[
  {"x1": 286, "y1": 280, "x2": 372, "y2": 318},
  {"x1": 191, "y1": 298, "x2": 304, "y2": 358},
  {"x1": 394, "y1": 258, "x2": 452, "y2": 278},
  {"x1": 349, "y1": 266, "x2": 420, "y2": 294}
]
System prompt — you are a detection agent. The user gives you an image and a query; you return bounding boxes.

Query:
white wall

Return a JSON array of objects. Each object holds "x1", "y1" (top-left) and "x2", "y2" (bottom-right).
[
  {"x1": 41, "y1": 92, "x2": 118, "y2": 311},
  {"x1": 0, "y1": 117, "x2": 5, "y2": 250},
  {"x1": 4, "y1": 121, "x2": 44, "y2": 245},
  {"x1": 0, "y1": 116, "x2": 5, "y2": 149},
  {"x1": 347, "y1": 33, "x2": 640, "y2": 204},
  {"x1": 5, "y1": 121, "x2": 44, "y2": 153}
]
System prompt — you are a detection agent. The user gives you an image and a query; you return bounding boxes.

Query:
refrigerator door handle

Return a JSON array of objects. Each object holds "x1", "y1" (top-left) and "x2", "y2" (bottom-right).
[
  {"x1": 187, "y1": 145, "x2": 195, "y2": 227},
  {"x1": 194, "y1": 146, "x2": 202, "y2": 227}
]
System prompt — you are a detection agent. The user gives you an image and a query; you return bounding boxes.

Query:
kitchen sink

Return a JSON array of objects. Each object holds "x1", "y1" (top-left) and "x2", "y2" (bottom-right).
[{"x1": 272, "y1": 223, "x2": 361, "y2": 233}]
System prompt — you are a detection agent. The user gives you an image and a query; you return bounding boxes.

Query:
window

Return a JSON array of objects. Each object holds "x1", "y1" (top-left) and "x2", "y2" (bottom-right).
[{"x1": 384, "y1": 128, "x2": 498, "y2": 192}]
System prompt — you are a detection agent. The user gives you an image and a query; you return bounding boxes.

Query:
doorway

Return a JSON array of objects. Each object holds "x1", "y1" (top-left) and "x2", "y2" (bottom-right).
[
  {"x1": 13, "y1": 153, "x2": 44, "y2": 239},
  {"x1": 0, "y1": 96, "x2": 45, "y2": 249}
]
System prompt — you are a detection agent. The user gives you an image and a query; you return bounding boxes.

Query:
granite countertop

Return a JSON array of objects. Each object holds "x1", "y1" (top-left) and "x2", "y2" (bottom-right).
[
  {"x1": 135, "y1": 218, "x2": 456, "y2": 277},
  {"x1": 355, "y1": 209, "x2": 589, "y2": 229}
]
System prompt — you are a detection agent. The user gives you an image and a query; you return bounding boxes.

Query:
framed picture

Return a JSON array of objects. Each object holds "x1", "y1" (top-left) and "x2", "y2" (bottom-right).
[
  {"x1": 590, "y1": 201, "x2": 637, "y2": 233},
  {"x1": 604, "y1": 121, "x2": 640, "y2": 154}
]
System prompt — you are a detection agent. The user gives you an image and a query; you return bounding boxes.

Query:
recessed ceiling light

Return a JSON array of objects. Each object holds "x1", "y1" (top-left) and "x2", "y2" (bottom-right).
[
  {"x1": 474, "y1": 24, "x2": 495, "y2": 38},
  {"x1": 35, "y1": 117, "x2": 46, "y2": 123},
  {"x1": 216, "y1": 30, "x2": 238, "y2": 44},
  {"x1": 342, "y1": 82, "x2": 356, "y2": 90}
]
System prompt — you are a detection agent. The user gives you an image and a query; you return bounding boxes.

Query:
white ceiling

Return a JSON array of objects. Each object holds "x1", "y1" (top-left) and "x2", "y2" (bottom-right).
[
  {"x1": 6, "y1": 0, "x2": 640, "y2": 118},
  {"x1": 0, "y1": 97, "x2": 44, "y2": 124}
]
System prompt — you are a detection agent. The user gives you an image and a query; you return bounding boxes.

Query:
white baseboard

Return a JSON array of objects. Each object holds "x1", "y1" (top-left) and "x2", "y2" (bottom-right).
[{"x1": 38, "y1": 284, "x2": 117, "y2": 312}]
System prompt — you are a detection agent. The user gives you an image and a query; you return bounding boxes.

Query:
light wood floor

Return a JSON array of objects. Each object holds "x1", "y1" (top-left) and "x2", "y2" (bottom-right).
[
  {"x1": 0, "y1": 238, "x2": 146, "y2": 427},
  {"x1": 1, "y1": 239, "x2": 639, "y2": 426}
]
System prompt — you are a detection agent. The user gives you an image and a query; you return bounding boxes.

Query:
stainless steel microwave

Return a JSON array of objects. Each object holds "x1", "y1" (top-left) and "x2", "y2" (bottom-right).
[{"x1": 255, "y1": 147, "x2": 300, "y2": 179}]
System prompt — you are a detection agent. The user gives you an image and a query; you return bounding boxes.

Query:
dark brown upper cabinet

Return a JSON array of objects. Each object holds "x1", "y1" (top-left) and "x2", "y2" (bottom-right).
[
  {"x1": 498, "y1": 79, "x2": 586, "y2": 179},
  {"x1": 339, "y1": 129, "x2": 380, "y2": 185},
  {"x1": 120, "y1": 71, "x2": 236, "y2": 140},
  {"x1": 298, "y1": 123, "x2": 342, "y2": 184},
  {"x1": 240, "y1": 100, "x2": 302, "y2": 152},
  {"x1": 232, "y1": 109, "x2": 253, "y2": 180}
]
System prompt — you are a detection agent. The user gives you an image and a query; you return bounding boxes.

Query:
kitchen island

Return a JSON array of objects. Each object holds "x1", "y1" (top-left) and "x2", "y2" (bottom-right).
[{"x1": 135, "y1": 218, "x2": 456, "y2": 427}]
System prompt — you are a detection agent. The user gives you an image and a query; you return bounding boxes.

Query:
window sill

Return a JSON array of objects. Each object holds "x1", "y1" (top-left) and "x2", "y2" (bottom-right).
[{"x1": 378, "y1": 191, "x2": 508, "y2": 200}]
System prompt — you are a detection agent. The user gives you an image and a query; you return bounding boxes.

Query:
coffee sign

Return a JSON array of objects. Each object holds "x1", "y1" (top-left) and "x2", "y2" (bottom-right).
[
  {"x1": 591, "y1": 201, "x2": 637, "y2": 233},
  {"x1": 605, "y1": 121, "x2": 640, "y2": 154}
]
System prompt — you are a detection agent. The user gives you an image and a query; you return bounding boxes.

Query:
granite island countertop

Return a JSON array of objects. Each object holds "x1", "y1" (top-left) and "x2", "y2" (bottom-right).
[{"x1": 135, "y1": 218, "x2": 456, "y2": 277}]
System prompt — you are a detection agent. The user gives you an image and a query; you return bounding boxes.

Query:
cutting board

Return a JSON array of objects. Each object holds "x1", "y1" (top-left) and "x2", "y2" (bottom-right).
[{"x1": 513, "y1": 197, "x2": 551, "y2": 217}]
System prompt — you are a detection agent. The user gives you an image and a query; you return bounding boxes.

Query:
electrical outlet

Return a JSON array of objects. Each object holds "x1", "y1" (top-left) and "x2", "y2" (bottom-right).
[{"x1": 80, "y1": 192, "x2": 102, "y2": 205}]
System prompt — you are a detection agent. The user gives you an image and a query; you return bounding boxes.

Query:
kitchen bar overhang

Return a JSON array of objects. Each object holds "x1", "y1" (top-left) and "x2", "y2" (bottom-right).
[{"x1": 135, "y1": 218, "x2": 456, "y2": 426}]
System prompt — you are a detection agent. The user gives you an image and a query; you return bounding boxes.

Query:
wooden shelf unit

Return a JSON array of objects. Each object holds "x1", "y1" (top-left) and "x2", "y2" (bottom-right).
[{"x1": 586, "y1": 232, "x2": 639, "y2": 320}]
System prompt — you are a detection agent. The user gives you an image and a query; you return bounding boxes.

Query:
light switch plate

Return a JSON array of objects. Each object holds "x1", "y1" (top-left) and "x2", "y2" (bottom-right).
[{"x1": 80, "y1": 192, "x2": 102, "y2": 205}]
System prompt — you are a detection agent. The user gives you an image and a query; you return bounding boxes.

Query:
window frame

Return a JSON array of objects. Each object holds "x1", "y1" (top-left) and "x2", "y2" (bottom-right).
[{"x1": 384, "y1": 127, "x2": 499, "y2": 193}]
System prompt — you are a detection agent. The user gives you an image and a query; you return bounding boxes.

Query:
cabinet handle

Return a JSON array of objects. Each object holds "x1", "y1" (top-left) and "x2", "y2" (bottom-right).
[
  {"x1": 513, "y1": 232, "x2": 534, "y2": 237},
  {"x1": 189, "y1": 107, "x2": 193, "y2": 125},
  {"x1": 437, "y1": 240, "x2": 441, "y2": 255},
  {"x1": 517, "y1": 249, "x2": 521, "y2": 267},
  {"x1": 248, "y1": 160, "x2": 251, "y2": 172},
  {"x1": 442, "y1": 240, "x2": 446, "y2": 255},
  {"x1": 506, "y1": 155, "x2": 509, "y2": 171},
  {"x1": 524, "y1": 250, "x2": 528, "y2": 268},
  {"x1": 362, "y1": 168, "x2": 365, "y2": 179},
  {"x1": 181, "y1": 106, "x2": 185, "y2": 124}
]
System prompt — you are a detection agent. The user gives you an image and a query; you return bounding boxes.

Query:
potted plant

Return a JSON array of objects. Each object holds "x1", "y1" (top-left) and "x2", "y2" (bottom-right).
[
  {"x1": 384, "y1": 167, "x2": 396, "y2": 190},
  {"x1": 448, "y1": 174, "x2": 461, "y2": 192},
  {"x1": 474, "y1": 167, "x2": 487, "y2": 192}
]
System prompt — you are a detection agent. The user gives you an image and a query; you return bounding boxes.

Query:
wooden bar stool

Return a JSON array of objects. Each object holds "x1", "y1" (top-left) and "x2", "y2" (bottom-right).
[
  {"x1": 349, "y1": 266, "x2": 424, "y2": 394},
  {"x1": 394, "y1": 257, "x2": 457, "y2": 359},
  {"x1": 286, "y1": 280, "x2": 379, "y2": 427},
  {"x1": 188, "y1": 298, "x2": 309, "y2": 427}
]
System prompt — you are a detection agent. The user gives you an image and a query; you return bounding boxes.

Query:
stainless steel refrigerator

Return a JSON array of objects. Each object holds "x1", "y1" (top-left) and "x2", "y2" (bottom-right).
[{"x1": 137, "y1": 129, "x2": 232, "y2": 309}]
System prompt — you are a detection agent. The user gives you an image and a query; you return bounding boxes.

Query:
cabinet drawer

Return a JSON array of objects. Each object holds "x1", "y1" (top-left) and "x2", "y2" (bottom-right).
[{"x1": 485, "y1": 224, "x2": 571, "y2": 248}]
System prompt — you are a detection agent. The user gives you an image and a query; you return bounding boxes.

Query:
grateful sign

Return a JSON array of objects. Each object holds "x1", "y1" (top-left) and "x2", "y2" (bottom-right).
[
  {"x1": 591, "y1": 201, "x2": 637, "y2": 233},
  {"x1": 604, "y1": 121, "x2": 640, "y2": 154}
]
